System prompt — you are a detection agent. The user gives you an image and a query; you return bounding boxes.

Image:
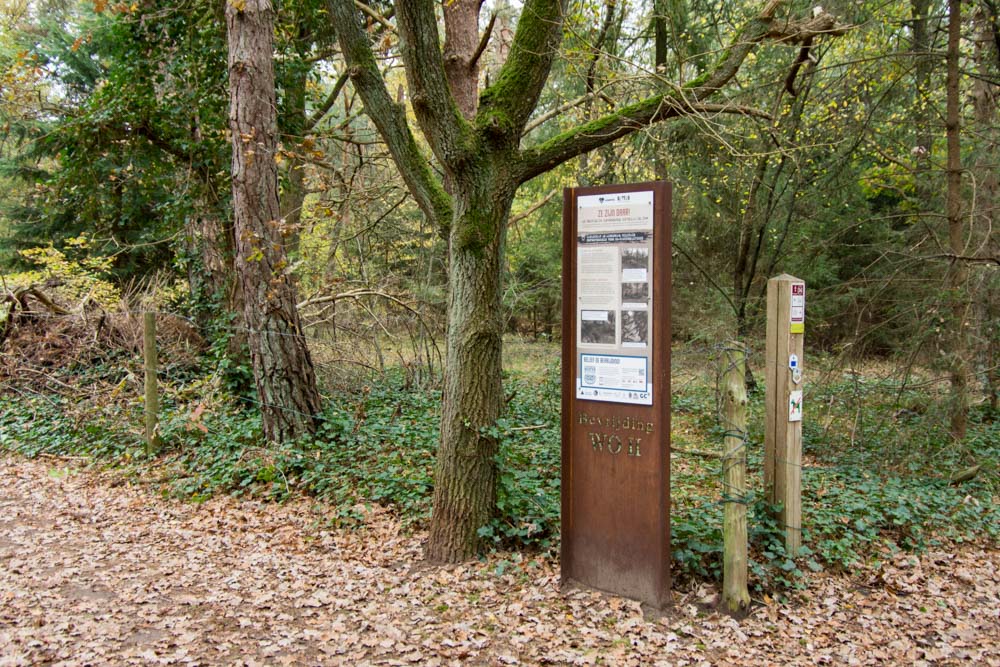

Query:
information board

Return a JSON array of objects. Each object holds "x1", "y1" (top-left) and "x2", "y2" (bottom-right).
[
  {"x1": 561, "y1": 182, "x2": 671, "y2": 608},
  {"x1": 574, "y1": 191, "x2": 654, "y2": 405}
]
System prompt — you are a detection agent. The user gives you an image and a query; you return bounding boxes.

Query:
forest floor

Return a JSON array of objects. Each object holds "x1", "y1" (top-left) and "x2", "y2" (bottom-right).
[{"x1": 1, "y1": 453, "x2": 998, "y2": 667}]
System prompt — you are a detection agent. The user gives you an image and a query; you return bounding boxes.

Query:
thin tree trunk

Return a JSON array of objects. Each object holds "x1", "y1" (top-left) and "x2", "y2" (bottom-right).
[
  {"x1": 973, "y1": 3, "x2": 1000, "y2": 411},
  {"x1": 652, "y1": 0, "x2": 669, "y2": 183},
  {"x1": 912, "y1": 0, "x2": 934, "y2": 169},
  {"x1": 279, "y1": 60, "x2": 308, "y2": 255},
  {"x1": 442, "y1": 0, "x2": 481, "y2": 120},
  {"x1": 227, "y1": 0, "x2": 322, "y2": 442},
  {"x1": 945, "y1": 0, "x2": 969, "y2": 439}
]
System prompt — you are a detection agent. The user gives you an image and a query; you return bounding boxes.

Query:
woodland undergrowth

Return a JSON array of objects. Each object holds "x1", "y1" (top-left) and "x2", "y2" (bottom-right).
[{"x1": 1, "y1": 339, "x2": 997, "y2": 596}]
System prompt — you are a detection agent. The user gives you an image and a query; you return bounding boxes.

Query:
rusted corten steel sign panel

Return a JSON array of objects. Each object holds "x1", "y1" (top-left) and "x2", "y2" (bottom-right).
[{"x1": 561, "y1": 181, "x2": 672, "y2": 608}]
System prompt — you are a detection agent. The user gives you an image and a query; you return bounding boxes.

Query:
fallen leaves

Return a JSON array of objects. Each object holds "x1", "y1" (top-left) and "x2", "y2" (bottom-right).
[{"x1": 0, "y1": 453, "x2": 998, "y2": 666}]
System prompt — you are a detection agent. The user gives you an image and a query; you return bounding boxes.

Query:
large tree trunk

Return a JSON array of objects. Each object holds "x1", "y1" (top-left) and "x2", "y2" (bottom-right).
[
  {"x1": 426, "y1": 169, "x2": 515, "y2": 562},
  {"x1": 944, "y1": 0, "x2": 969, "y2": 439},
  {"x1": 227, "y1": 0, "x2": 322, "y2": 443}
]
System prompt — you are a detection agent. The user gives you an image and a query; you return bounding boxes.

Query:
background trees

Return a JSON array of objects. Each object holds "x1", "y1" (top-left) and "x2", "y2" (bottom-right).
[{"x1": 0, "y1": 0, "x2": 997, "y2": 561}]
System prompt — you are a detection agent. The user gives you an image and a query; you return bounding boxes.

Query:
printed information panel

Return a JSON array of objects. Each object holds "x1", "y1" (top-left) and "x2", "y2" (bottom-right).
[
  {"x1": 575, "y1": 191, "x2": 654, "y2": 405},
  {"x1": 561, "y1": 182, "x2": 672, "y2": 609},
  {"x1": 578, "y1": 354, "x2": 650, "y2": 404}
]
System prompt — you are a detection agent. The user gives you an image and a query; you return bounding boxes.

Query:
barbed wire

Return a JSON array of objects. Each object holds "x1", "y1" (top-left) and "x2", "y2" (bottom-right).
[{"x1": 716, "y1": 342, "x2": 753, "y2": 509}]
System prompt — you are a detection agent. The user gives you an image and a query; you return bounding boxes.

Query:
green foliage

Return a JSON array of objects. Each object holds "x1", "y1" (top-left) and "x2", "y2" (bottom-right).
[
  {"x1": 479, "y1": 365, "x2": 562, "y2": 550},
  {"x1": 806, "y1": 370, "x2": 1000, "y2": 487},
  {"x1": 505, "y1": 195, "x2": 562, "y2": 338},
  {"x1": 0, "y1": 0, "x2": 231, "y2": 280},
  {"x1": 803, "y1": 467, "x2": 999, "y2": 568},
  {"x1": 5, "y1": 239, "x2": 121, "y2": 305},
  {"x1": 1, "y1": 349, "x2": 997, "y2": 591},
  {"x1": 0, "y1": 393, "x2": 134, "y2": 460}
]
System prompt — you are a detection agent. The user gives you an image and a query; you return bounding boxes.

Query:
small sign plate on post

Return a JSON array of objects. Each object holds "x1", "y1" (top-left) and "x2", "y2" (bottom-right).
[
  {"x1": 788, "y1": 390, "x2": 803, "y2": 422},
  {"x1": 562, "y1": 182, "x2": 671, "y2": 609},
  {"x1": 790, "y1": 283, "x2": 806, "y2": 334}
]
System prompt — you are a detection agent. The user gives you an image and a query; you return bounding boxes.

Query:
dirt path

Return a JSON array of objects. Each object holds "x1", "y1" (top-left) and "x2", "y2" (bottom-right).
[{"x1": 1, "y1": 454, "x2": 997, "y2": 666}]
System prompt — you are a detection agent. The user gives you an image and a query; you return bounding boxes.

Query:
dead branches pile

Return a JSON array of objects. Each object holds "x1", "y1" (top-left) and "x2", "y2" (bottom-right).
[{"x1": 0, "y1": 282, "x2": 204, "y2": 390}]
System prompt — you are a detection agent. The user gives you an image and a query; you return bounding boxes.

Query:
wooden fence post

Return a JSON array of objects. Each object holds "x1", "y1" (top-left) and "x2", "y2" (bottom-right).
[
  {"x1": 721, "y1": 343, "x2": 750, "y2": 614},
  {"x1": 765, "y1": 275, "x2": 804, "y2": 555},
  {"x1": 143, "y1": 311, "x2": 160, "y2": 454}
]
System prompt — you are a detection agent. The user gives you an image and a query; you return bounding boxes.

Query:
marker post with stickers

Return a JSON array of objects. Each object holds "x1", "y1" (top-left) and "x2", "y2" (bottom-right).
[{"x1": 765, "y1": 274, "x2": 805, "y2": 555}]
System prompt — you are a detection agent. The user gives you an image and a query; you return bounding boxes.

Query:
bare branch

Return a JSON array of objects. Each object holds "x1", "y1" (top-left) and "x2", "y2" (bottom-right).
[
  {"x1": 354, "y1": 0, "x2": 396, "y2": 34},
  {"x1": 509, "y1": 189, "x2": 557, "y2": 227},
  {"x1": 924, "y1": 253, "x2": 1000, "y2": 266},
  {"x1": 305, "y1": 71, "x2": 349, "y2": 132},
  {"x1": 518, "y1": 100, "x2": 771, "y2": 184},
  {"x1": 470, "y1": 12, "x2": 497, "y2": 70},
  {"x1": 522, "y1": 85, "x2": 613, "y2": 135},
  {"x1": 516, "y1": 1, "x2": 846, "y2": 183},
  {"x1": 327, "y1": 0, "x2": 452, "y2": 228}
]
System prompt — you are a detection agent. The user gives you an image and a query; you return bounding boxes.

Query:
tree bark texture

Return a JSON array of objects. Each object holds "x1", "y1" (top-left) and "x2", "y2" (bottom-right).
[
  {"x1": 945, "y1": 0, "x2": 969, "y2": 440},
  {"x1": 442, "y1": 0, "x2": 481, "y2": 120},
  {"x1": 227, "y1": 0, "x2": 322, "y2": 443},
  {"x1": 426, "y1": 175, "x2": 515, "y2": 561},
  {"x1": 973, "y1": 5, "x2": 1000, "y2": 411},
  {"x1": 183, "y1": 113, "x2": 248, "y2": 354},
  {"x1": 184, "y1": 208, "x2": 232, "y2": 305}
]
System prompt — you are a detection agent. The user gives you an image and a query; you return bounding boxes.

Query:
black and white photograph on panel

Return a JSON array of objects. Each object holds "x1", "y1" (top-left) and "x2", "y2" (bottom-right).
[
  {"x1": 621, "y1": 247, "x2": 649, "y2": 272},
  {"x1": 621, "y1": 281, "x2": 649, "y2": 303},
  {"x1": 621, "y1": 309, "x2": 649, "y2": 347},
  {"x1": 580, "y1": 310, "x2": 616, "y2": 346}
]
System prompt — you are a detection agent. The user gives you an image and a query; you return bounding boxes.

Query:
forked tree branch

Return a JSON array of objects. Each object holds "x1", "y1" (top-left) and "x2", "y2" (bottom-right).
[
  {"x1": 477, "y1": 0, "x2": 567, "y2": 137},
  {"x1": 327, "y1": 0, "x2": 453, "y2": 228},
  {"x1": 395, "y1": 0, "x2": 471, "y2": 163}
]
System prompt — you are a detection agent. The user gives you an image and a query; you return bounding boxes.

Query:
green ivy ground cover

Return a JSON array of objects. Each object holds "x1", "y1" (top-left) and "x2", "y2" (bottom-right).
[{"x1": 1, "y1": 358, "x2": 996, "y2": 593}]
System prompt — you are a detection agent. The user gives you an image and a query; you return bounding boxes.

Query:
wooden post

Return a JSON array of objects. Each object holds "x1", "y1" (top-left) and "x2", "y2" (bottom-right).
[
  {"x1": 143, "y1": 311, "x2": 160, "y2": 454},
  {"x1": 765, "y1": 275, "x2": 804, "y2": 555},
  {"x1": 721, "y1": 343, "x2": 750, "y2": 614}
]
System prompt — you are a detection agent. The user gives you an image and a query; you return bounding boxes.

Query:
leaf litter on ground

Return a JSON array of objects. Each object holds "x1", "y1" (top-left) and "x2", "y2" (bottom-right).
[{"x1": 1, "y1": 454, "x2": 997, "y2": 666}]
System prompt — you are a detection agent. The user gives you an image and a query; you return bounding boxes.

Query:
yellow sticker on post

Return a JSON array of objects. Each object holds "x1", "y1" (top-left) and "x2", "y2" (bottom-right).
[{"x1": 790, "y1": 282, "x2": 805, "y2": 334}]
